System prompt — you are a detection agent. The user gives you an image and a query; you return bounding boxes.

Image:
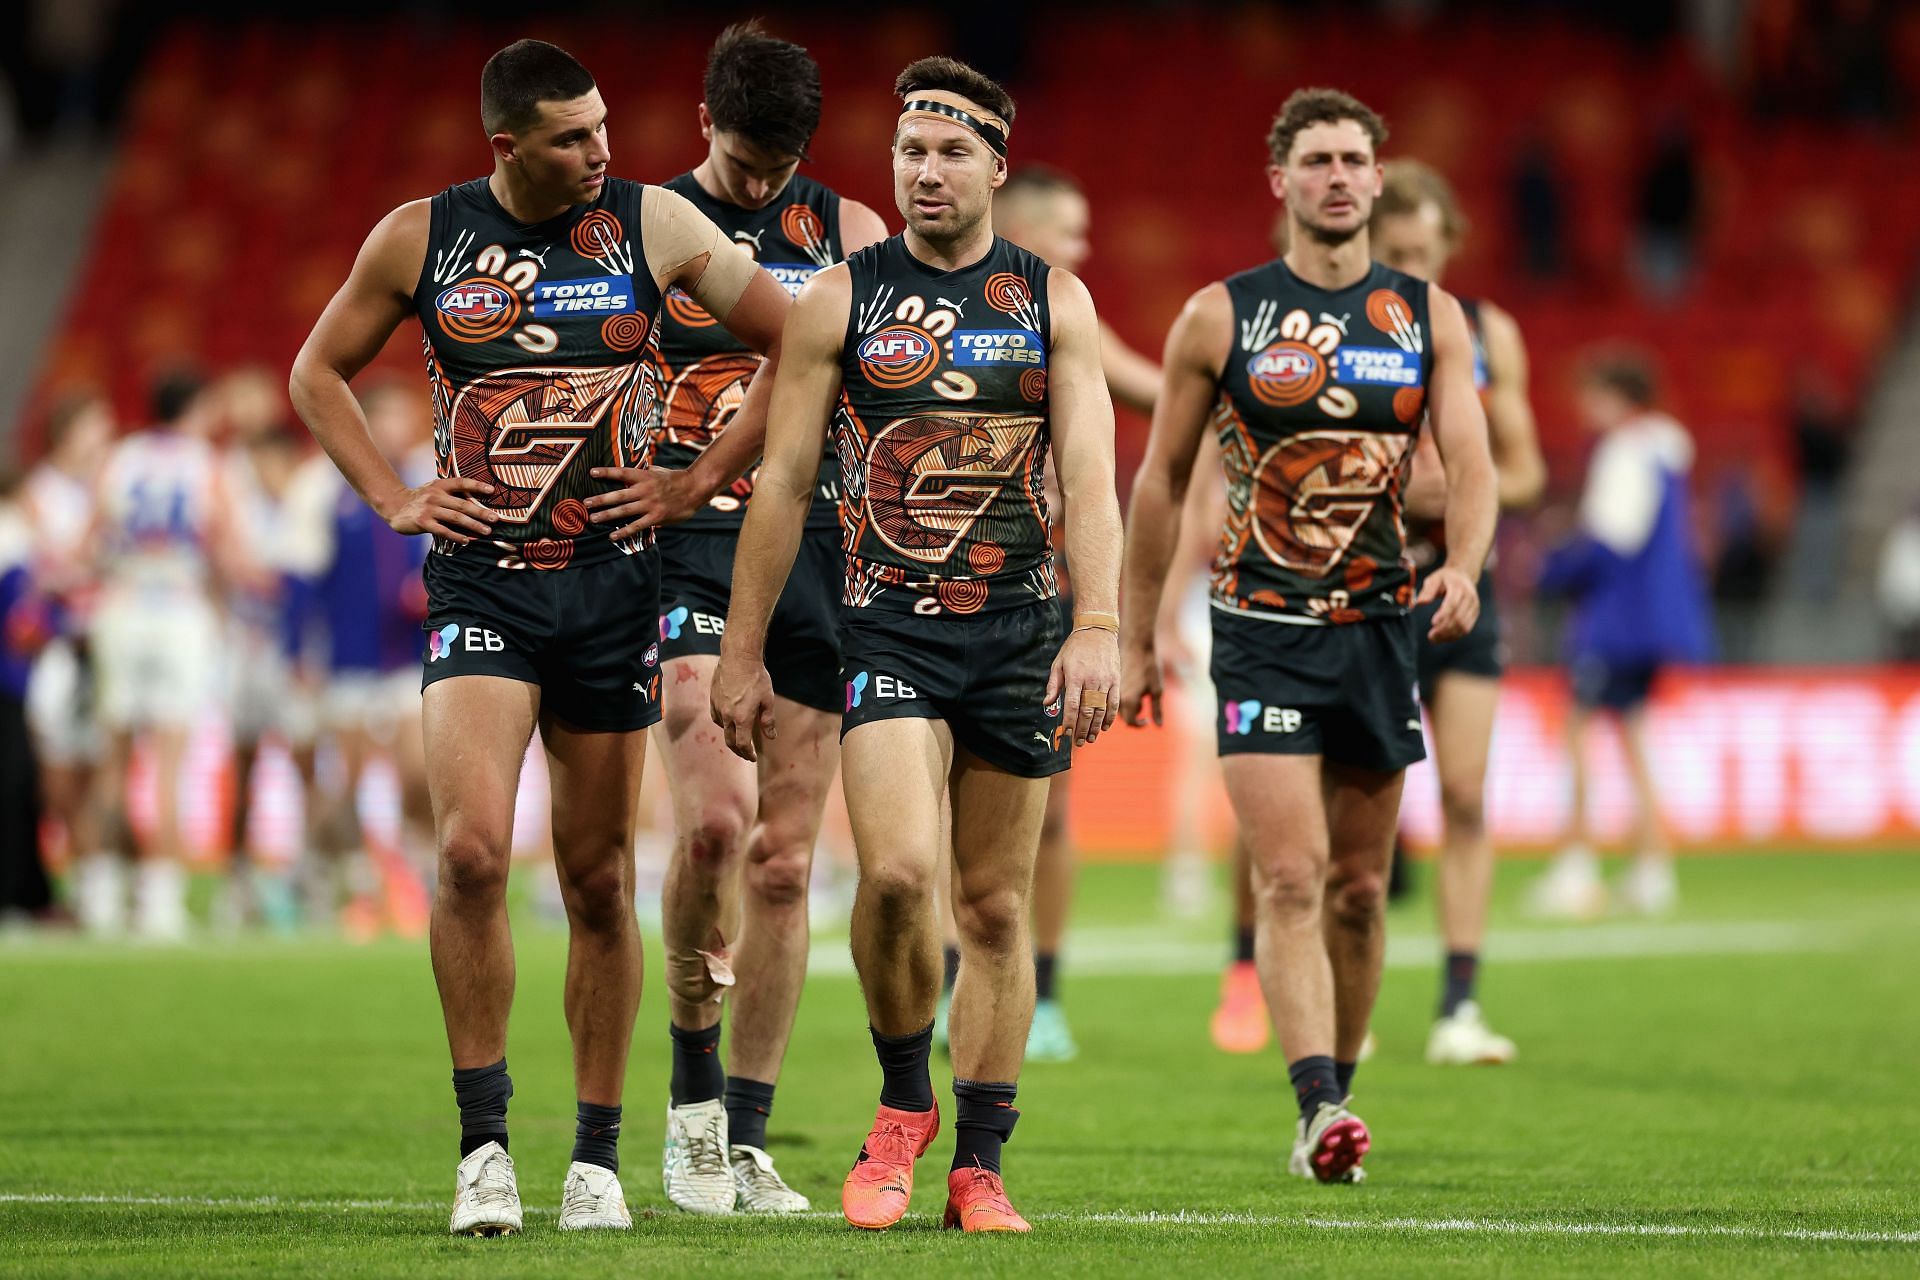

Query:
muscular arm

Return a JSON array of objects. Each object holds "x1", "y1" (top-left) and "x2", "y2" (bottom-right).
[
  {"x1": 1049, "y1": 271, "x2": 1123, "y2": 615},
  {"x1": 1100, "y1": 319, "x2": 1163, "y2": 415},
  {"x1": 1119, "y1": 284, "x2": 1227, "y2": 724},
  {"x1": 1423, "y1": 286, "x2": 1498, "y2": 583},
  {"x1": 1478, "y1": 301, "x2": 1547, "y2": 510},
  {"x1": 289, "y1": 202, "x2": 490, "y2": 541},
  {"x1": 708, "y1": 268, "x2": 850, "y2": 758}
]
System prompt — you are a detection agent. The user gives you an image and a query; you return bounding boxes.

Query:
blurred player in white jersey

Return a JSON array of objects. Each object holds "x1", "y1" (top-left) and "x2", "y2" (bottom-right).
[
  {"x1": 215, "y1": 367, "x2": 308, "y2": 931},
  {"x1": 23, "y1": 393, "x2": 115, "y2": 878},
  {"x1": 82, "y1": 372, "x2": 236, "y2": 938}
]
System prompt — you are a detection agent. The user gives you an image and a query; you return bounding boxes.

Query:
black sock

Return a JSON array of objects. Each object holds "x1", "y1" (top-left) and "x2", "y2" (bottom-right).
[
  {"x1": 725, "y1": 1076, "x2": 776, "y2": 1152},
  {"x1": 669, "y1": 1022, "x2": 724, "y2": 1107},
  {"x1": 572, "y1": 1101, "x2": 621, "y2": 1172},
  {"x1": 1288, "y1": 1054, "x2": 1341, "y2": 1123},
  {"x1": 942, "y1": 945, "x2": 961, "y2": 994},
  {"x1": 951, "y1": 1079, "x2": 1019, "y2": 1174},
  {"x1": 452, "y1": 1058, "x2": 512, "y2": 1158},
  {"x1": 870, "y1": 1023, "x2": 935, "y2": 1112},
  {"x1": 1335, "y1": 1060, "x2": 1357, "y2": 1100},
  {"x1": 1440, "y1": 951, "x2": 1479, "y2": 1017},
  {"x1": 1233, "y1": 926, "x2": 1256, "y2": 964},
  {"x1": 1034, "y1": 952, "x2": 1058, "y2": 1003}
]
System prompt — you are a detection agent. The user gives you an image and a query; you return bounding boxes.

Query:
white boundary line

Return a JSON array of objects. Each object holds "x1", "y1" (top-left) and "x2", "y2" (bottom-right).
[{"x1": 2, "y1": 1194, "x2": 1913, "y2": 1245}]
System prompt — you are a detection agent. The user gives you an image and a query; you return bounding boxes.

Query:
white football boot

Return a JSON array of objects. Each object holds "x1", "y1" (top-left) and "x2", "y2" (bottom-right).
[
  {"x1": 1427, "y1": 1000, "x2": 1518, "y2": 1065},
  {"x1": 132, "y1": 859, "x2": 190, "y2": 942},
  {"x1": 449, "y1": 1140, "x2": 522, "y2": 1236},
  {"x1": 1526, "y1": 846, "x2": 1609, "y2": 920},
  {"x1": 558, "y1": 1161, "x2": 632, "y2": 1230},
  {"x1": 730, "y1": 1144, "x2": 811, "y2": 1213},
  {"x1": 1287, "y1": 1101, "x2": 1371, "y2": 1184},
  {"x1": 1616, "y1": 856, "x2": 1678, "y2": 916},
  {"x1": 662, "y1": 1099, "x2": 735, "y2": 1214}
]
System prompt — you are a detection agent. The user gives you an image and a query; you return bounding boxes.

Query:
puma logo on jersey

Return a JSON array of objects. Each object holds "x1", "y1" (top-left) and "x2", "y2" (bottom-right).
[
  {"x1": 1318, "y1": 312, "x2": 1351, "y2": 334},
  {"x1": 735, "y1": 228, "x2": 767, "y2": 253},
  {"x1": 936, "y1": 297, "x2": 968, "y2": 317},
  {"x1": 518, "y1": 246, "x2": 550, "y2": 267}
]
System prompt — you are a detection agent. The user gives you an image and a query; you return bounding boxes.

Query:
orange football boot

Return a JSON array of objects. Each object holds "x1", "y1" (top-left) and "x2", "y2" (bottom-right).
[
  {"x1": 842, "y1": 1103, "x2": 940, "y2": 1230},
  {"x1": 943, "y1": 1163, "x2": 1030, "y2": 1232},
  {"x1": 1210, "y1": 960, "x2": 1271, "y2": 1054}
]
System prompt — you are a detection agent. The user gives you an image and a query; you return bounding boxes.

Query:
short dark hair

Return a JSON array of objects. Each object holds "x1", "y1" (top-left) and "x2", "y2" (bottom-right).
[
  {"x1": 893, "y1": 56, "x2": 1016, "y2": 126},
  {"x1": 1001, "y1": 165, "x2": 1081, "y2": 201},
  {"x1": 151, "y1": 370, "x2": 205, "y2": 425},
  {"x1": 703, "y1": 21, "x2": 821, "y2": 161},
  {"x1": 481, "y1": 39, "x2": 596, "y2": 136},
  {"x1": 1266, "y1": 87, "x2": 1388, "y2": 166},
  {"x1": 1582, "y1": 346, "x2": 1660, "y2": 408},
  {"x1": 1374, "y1": 158, "x2": 1468, "y2": 246}
]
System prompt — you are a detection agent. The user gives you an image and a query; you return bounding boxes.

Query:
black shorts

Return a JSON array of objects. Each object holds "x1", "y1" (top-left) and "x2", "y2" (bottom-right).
[
  {"x1": 1570, "y1": 657, "x2": 1661, "y2": 711},
  {"x1": 421, "y1": 550, "x2": 662, "y2": 733},
  {"x1": 656, "y1": 527, "x2": 843, "y2": 714},
  {"x1": 1414, "y1": 568, "x2": 1505, "y2": 704},
  {"x1": 1209, "y1": 608, "x2": 1425, "y2": 773},
  {"x1": 839, "y1": 599, "x2": 1069, "y2": 779}
]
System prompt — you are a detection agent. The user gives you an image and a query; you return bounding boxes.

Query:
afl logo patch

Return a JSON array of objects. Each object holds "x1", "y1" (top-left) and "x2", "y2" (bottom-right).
[
  {"x1": 858, "y1": 326, "x2": 938, "y2": 388},
  {"x1": 1246, "y1": 341, "x2": 1326, "y2": 408},
  {"x1": 436, "y1": 279, "x2": 520, "y2": 343}
]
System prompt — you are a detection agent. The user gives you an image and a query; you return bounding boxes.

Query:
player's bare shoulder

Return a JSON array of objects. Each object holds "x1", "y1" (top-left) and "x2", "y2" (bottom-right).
[
  {"x1": 364, "y1": 198, "x2": 435, "y2": 300},
  {"x1": 1169, "y1": 281, "x2": 1233, "y2": 373}
]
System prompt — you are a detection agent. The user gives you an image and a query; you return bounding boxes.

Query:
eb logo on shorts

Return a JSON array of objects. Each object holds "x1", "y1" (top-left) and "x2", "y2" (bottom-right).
[
  {"x1": 427, "y1": 623, "x2": 505, "y2": 662},
  {"x1": 1224, "y1": 698, "x2": 1302, "y2": 735},
  {"x1": 845, "y1": 670, "x2": 917, "y2": 712}
]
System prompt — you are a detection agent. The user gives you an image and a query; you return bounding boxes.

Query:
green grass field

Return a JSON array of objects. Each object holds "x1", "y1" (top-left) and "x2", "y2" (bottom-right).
[{"x1": 3, "y1": 852, "x2": 1918, "y2": 1277}]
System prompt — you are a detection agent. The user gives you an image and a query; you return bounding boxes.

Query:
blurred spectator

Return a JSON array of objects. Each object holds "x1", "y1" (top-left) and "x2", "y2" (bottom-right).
[
  {"x1": 1635, "y1": 120, "x2": 1699, "y2": 301},
  {"x1": 1528, "y1": 349, "x2": 1712, "y2": 920},
  {"x1": 1877, "y1": 505, "x2": 1920, "y2": 660},
  {"x1": 0, "y1": 463, "x2": 56, "y2": 922},
  {"x1": 1707, "y1": 465, "x2": 1773, "y2": 660},
  {"x1": 1510, "y1": 135, "x2": 1567, "y2": 279},
  {"x1": 1780, "y1": 368, "x2": 1855, "y2": 602}
]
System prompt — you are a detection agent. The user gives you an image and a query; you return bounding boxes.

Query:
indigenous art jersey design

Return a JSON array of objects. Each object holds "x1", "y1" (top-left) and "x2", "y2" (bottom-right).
[
  {"x1": 415, "y1": 177, "x2": 664, "y2": 571},
  {"x1": 652, "y1": 172, "x2": 843, "y2": 532},
  {"x1": 836, "y1": 235, "x2": 1057, "y2": 616},
  {"x1": 1211, "y1": 260, "x2": 1432, "y2": 624}
]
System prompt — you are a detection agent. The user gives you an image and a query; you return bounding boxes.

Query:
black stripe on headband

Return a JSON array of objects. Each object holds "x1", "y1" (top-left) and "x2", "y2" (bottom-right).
[{"x1": 901, "y1": 99, "x2": 1008, "y2": 156}]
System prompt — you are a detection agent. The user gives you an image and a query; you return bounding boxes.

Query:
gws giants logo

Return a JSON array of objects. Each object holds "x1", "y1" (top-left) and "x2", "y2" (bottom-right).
[
  {"x1": 448, "y1": 364, "x2": 645, "y2": 530},
  {"x1": 865, "y1": 412, "x2": 1042, "y2": 565},
  {"x1": 859, "y1": 326, "x2": 938, "y2": 388}
]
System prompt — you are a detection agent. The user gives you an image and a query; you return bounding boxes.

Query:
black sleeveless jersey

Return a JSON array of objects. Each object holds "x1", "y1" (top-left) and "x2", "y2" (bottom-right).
[
  {"x1": 1408, "y1": 295, "x2": 1490, "y2": 561},
  {"x1": 652, "y1": 172, "x2": 842, "y2": 533},
  {"x1": 416, "y1": 177, "x2": 663, "y2": 571},
  {"x1": 836, "y1": 235, "x2": 1057, "y2": 616},
  {"x1": 1210, "y1": 259, "x2": 1432, "y2": 624}
]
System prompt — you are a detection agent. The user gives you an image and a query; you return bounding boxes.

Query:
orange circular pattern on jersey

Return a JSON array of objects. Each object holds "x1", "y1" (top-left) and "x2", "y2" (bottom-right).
[
  {"x1": 969, "y1": 541, "x2": 1006, "y2": 575},
  {"x1": 780, "y1": 204, "x2": 825, "y2": 249},
  {"x1": 571, "y1": 210, "x2": 624, "y2": 261},
  {"x1": 1345, "y1": 555, "x2": 1377, "y2": 593},
  {"x1": 664, "y1": 288, "x2": 717, "y2": 329},
  {"x1": 601, "y1": 313, "x2": 649, "y2": 353},
  {"x1": 1366, "y1": 288, "x2": 1413, "y2": 338},
  {"x1": 984, "y1": 272, "x2": 1031, "y2": 315},
  {"x1": 1019, "y1": 368, "x2": 1047, "y2": 403},
  {"x1": 550, "y1": 499, "x2": 589, "y2": 537},
  {"x1": 438, "y1": 277, "x2": 521, "y2": 343},
  {"x1": 859, "y1": 325, "x2": 940, "y2": 389},
  {"x1": 938, "y1": 579, "x2": 989, "y2": 614},
  {"x1": 1392, "y1": 386, "x2": 1426, "y2": 424},
  {"x1": 524, "y1": 538, "x2": 574, "y2": 571},
  {"x1": 1245, "y1": 341, "x2": 1326, "y2": 408}
]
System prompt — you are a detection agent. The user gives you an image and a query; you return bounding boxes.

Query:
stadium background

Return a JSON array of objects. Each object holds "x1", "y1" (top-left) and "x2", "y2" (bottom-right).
[{"x1": 6, "y1": 0, "x2": 1918, "y2": 860}]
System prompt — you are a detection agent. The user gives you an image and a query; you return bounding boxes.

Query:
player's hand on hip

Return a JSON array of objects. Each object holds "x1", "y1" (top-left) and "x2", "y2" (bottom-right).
[
  {"x1": 586, "y1": 466, "x2": 701, "y2": 542},
  {"x1": 1119, "y1": 640, "x2": 1166, "y2": 729},
  {"x1": 1047, "y1": 627, "x2": 1121, "y2": 747},
  {"x1": 1416, "y1": 564, "x2": 1480, "y2": 643},
  {"x1": 384, "y1": 477, "x2": 494, "y2": 542},
  {"x1": 710, "y1": 650, "x2": 777, "y2": 763}
]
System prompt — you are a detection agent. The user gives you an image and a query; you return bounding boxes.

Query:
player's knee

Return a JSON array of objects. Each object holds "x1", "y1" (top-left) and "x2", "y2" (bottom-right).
[
  {"x1": 745, "y1": 840, "x2": 811, "y2": 910},
  {"x1": 684, "y1": 800, "x2": 750, "y2": 871},
  {"x1": 859, "y1": 859, "x2": 933, "y2": 919},
  {"x1": 438, "y1": 826, "x2": 512, "y2": 903},
  {"x1": 954, "y1": 884, "x2": 1025, "y2": 954},
  {"x1": 1252, "y1": 855, "x2": 1323, "y2": 923},
  {"x1": 1326, "y1": 867, "x2": 1387, "y2": 928},
  {"x1": 1439, "y1": 777, "x2": 1487, "y2": 838},
  {"x1": 557, "y1": 852, "x2": 632, "y2": 932}
]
